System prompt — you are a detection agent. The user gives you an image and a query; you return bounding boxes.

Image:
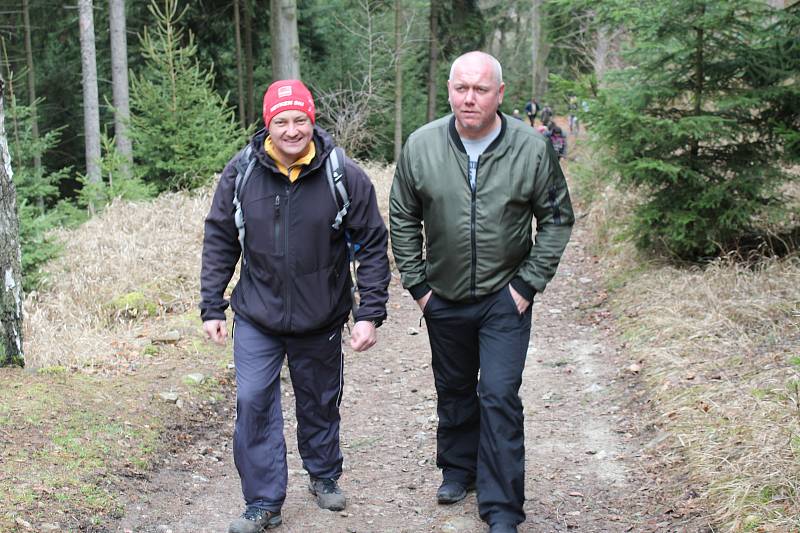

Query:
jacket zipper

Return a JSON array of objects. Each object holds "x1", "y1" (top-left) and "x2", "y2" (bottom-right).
[
  {"x1": 470, "y1": 157, "x2": 477, "y2": 300},
  {"x1": 283, "y1": 185, "x2": 291, "y2": 331},
  {"x1": 274, "y1": 195, "x2": 281, "y2": 255}
]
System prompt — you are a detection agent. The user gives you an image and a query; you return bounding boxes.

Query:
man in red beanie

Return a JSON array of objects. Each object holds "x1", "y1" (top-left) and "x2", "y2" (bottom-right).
[{"x1": 200, "y1": 80, "x2": 390, "y2": 533}]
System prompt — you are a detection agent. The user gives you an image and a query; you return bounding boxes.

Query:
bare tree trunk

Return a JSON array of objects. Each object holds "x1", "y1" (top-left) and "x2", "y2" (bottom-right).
[
  {"x1": 530, "y1": 0, "x2": 550, "y2": 98},
  {"x1": 78, "y1": 0, "x2": 101, "y2": 209},
  {"x1": 22, "y1": 0, "x2": 41, "y2": 187},
  {"x1": 0, "y1": 75, "x2": 24, "y2": 367},
  {"x1": 233, "y1": 0, "x2": 246, "y2": 128},
  {"x1": 426, "y1": 0, "x2": 439, "y2": 122},
  {"x1": 487, "y1": 24, "x2": 501, "y2": 59},
  {"x1": 690, "y1": 7, "x2": 704, "y2": 168},
  {"x1": 270, "y1": 0, "x2": 300, "y2": 80},
  {"x1": 243, "y1": 0, "x2": 255, "y2": 124},
  {"x1": 593, "y1": 24, "x2": 609, "y2": 84},
  {"x1": 531, "y1": 0, "x2": 542, "y2": 98},
  {"x1": 394, "y1": 0, "x2": 403, "y2": 162},
  {"x1": 109, "y1": 0, "x2": 133, "y2": 179}
]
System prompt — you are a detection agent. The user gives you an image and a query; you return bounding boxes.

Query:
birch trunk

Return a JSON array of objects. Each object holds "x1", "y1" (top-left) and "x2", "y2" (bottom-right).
[
  {"x1": 270, "y1": 0, "x2": 300, "y2": 80},
  {"x1": 109, "y1": 0, "x2": 133, "y2": 179},
  {"x1": 0, "y1": 75, "x2": 24, "y2": 367}
]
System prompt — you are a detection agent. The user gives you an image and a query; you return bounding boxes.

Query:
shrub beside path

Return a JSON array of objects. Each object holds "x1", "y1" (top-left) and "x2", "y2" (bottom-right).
[{"x1": 115, "y1": 192, "x2": 687, "y2": 532}]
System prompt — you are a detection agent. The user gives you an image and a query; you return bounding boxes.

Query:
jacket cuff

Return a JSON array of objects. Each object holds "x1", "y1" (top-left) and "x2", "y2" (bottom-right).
[
  {"x1": 200, "y1": 304, "x2": 228, "y2": 323},
  {"x1": 354, "y1": 311, "x2": 386, "y2": 328},
  {"x1": 408, "y1": 282, "x2": 431, "y2": 301},
  {"x1": 510, "y1": 277, "x2": 536, "y2": 303}
]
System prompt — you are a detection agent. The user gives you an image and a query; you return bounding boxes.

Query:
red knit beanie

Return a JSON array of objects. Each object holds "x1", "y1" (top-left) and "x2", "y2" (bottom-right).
[{"x1": 262, "y1": 80, "x2": 316, "y2": 127}]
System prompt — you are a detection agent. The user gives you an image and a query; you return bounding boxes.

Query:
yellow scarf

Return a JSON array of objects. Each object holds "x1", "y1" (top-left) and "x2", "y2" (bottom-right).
[{"x1": 265, "y1": 136, "x2": 316, "y2": 182}]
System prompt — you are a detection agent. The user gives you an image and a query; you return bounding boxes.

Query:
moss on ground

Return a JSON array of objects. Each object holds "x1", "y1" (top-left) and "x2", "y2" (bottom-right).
[{"x1": 0, "y1": 318, "x2": 232, "y2": 531}]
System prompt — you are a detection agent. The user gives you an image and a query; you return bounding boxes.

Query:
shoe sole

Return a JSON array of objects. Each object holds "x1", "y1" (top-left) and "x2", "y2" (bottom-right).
[
  {"x1": 437, "y1": 483, "x2": 476, "y2": 504},
  {"x1": 437, "y1": 492, "x2": 467, "y2": 504},
  {"x1": 308, "y1": 485, "x2": 346, "y2": 511},
  {"x1": 228, "y1": 514, "x2": 281, "y2": 533}
]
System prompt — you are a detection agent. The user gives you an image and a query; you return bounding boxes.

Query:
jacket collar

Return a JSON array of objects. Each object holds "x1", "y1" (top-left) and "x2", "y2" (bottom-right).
[{"x1": 250, "y1": 125, "x2": 336, "y2": 177}]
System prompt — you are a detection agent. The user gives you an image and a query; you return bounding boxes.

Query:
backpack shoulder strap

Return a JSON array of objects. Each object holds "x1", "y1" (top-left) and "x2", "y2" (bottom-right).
[
  {"x1": 325, "y1": 146, "x2": 350, "y2": 231},
  {"x1": 325, "y1": 146, "x2": 361, "y2": 320},
  {"x1": 233, "y1": 144, "x2": 257, "y2": 259}
]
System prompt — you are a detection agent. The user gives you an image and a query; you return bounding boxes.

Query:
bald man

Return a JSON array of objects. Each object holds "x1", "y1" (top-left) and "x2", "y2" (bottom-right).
[{"x1": 390, "y1": 51, "x2": 574, "y2": 533}]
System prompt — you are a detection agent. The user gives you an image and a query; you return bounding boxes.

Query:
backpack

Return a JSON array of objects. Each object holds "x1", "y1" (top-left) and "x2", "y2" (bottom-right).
[
  {"x1": 231, "y1": 145, "x2": 361, "y2": 318},
  {"x1": 549, "y1": 130, "x2": 566, "y2": 158}
]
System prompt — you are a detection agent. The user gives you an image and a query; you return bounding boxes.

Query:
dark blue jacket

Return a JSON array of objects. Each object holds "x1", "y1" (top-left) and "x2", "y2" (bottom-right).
[{"x1": 200, "y1": 126, "x2": 390, "y2": 335}]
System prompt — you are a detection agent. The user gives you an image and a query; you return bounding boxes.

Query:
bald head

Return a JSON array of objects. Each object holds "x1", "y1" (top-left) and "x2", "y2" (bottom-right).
[
  {"x1": 449, "y1": 51, "x2": 503, "y2": 86},
  {"x1": 446, "y1": 51, "x2": 505, "y2": 140}
]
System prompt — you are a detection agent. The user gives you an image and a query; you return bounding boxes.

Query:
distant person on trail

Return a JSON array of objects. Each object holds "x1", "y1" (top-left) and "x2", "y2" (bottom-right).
[
  {"x1": 524, "y1": 96, "x2": 539, "y2": 126},
  {"x1": 540, "y1": 103, "x2": 553, "y2": 127},
  {"x1": 547, "y1": 123, "x2": 567, "y2": 159},
  {"x1": 567, "y1": 95, "x2": 579, "y2": 135},
  {"x1": 389, "y1": 51, "x2": 574, "y2": 533},
  {"x1": 200, "y1": 79, "x2": 390, "y2": 533},
  {"x1": 512, "y1": 109, "x2": 523, "y2": 120}
]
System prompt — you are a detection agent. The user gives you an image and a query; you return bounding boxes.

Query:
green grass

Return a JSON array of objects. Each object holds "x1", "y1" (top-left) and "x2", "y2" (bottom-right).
[
  {"x1": 0, "y1": 369, "x2": 165, "y2": 530},
  {"x1": 0, "y1": 316, "x2": 234, "y2": 532}
]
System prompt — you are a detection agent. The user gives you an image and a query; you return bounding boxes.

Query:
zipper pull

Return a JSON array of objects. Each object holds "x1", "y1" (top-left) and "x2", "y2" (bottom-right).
[{"x1": 274, "y1": 195, "x2": 280, "y2": 217}]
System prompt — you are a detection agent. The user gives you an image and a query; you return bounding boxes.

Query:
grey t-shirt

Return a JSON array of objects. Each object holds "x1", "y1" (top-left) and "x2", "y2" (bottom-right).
[{"x1": 460, "y1": 124, "x2": 501, "y2": 191}]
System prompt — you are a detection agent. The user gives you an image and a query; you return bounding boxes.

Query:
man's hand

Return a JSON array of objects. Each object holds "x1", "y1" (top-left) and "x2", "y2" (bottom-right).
[
  {"x1": 416, "y1": 290, "x2": 433, "y2": 312},
  {"x1": 203, "y1": 319, "x2": 228, "y2": 345},
  {"x1": 350, "y1": 321, "x2": 377, "y2": 352},
  {"x1": 508, "y1": 285, "x2": 531, "y2": 314}
]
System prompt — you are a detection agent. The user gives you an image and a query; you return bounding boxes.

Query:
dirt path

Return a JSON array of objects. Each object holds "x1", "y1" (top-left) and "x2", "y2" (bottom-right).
[{"x1": 117, "y1": 190, "x2": 667, "y2": 533}]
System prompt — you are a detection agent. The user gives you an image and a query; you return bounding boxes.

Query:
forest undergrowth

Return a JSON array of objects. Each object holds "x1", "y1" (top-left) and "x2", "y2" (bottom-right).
[{"x1": 579, "y1": 154, "x2": 800, "y2": 531}]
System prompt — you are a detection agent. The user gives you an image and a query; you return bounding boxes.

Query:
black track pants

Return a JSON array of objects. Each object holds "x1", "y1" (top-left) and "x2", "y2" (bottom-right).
[{"x1": 424, "y1": 287, "x2": 532, "y2": 526}]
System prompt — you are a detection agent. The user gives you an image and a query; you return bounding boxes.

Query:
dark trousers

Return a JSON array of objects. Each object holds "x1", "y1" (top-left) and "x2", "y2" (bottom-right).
[
  {"x1": 232, "y1": 316, "x2": 345, "y2": 512},
  {"x1": 424, "y1": 287, "x2": 532, "y2": 526}
]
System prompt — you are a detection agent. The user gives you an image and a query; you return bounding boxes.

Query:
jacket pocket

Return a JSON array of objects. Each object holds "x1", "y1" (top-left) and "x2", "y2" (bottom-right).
[
  {"x1": 503, "y1": 285, "x2": 522, "y2": 315},
  {"x1": 422, "y1": 292, "x2": 437, "y2": 315},
  {"x1": 243, "y1": 193, "x2": 283, "y2": 258},
  {"x1": 292, "y1": 264, "x2": 350, "y2": 331}
]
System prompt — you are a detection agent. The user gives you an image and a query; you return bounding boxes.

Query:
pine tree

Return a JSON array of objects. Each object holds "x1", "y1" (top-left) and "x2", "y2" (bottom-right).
[
  {"x1": 129, "y1": 0, "x2": 244, "y2": 191},
  {"x1": 589, "y1": 0, "x2": 800, "y2": 260},
  {"x1": 6, "y1": 100, "x2": 71, "y2": 289}
]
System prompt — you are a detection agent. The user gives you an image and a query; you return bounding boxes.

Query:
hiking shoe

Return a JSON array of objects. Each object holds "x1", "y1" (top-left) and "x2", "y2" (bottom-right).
[
  {"x1": 436, "y1": 480, "x2": 474, "y2": 504},
  {"x1": 489, "y1": 523, "x2": 518, "y2": 533},
  {"x1": 228, "y1": 506, "x2": 282, "y2": 533},
  {"x1": 309, "y1": 477, "x2": 347, "y2": 511}
]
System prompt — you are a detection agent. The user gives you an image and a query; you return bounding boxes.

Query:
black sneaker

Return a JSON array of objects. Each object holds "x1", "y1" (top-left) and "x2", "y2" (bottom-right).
[
  {"x1": 228, "y1": 506, "x2": 282, "y2": 533},
  {"x1": 436, "y1": 480, "x2": 475, "y2": 504},
  {"x1": 309, "y1": 477, "x2": 347, "y2": 511}
]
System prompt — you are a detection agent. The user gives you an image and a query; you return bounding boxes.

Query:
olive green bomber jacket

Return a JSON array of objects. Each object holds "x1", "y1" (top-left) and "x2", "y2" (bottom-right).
[{"x1": 389, "y1": 113, "x2": 574, "y2": 303}]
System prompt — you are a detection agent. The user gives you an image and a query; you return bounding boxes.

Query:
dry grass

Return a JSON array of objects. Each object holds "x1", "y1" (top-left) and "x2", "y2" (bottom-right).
[
  {"x1": 23, "y1": 161, "x2": 397, "y2": 370},
  {"x1": 357, "y1": 159, "x2": 394, "y2": 225},
  {"x1": 586, "y1": 171, "x2": 800, "y2": 530},
  {"x1": 23, "y1": 189, "x2": 213, "y2": 369}
]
